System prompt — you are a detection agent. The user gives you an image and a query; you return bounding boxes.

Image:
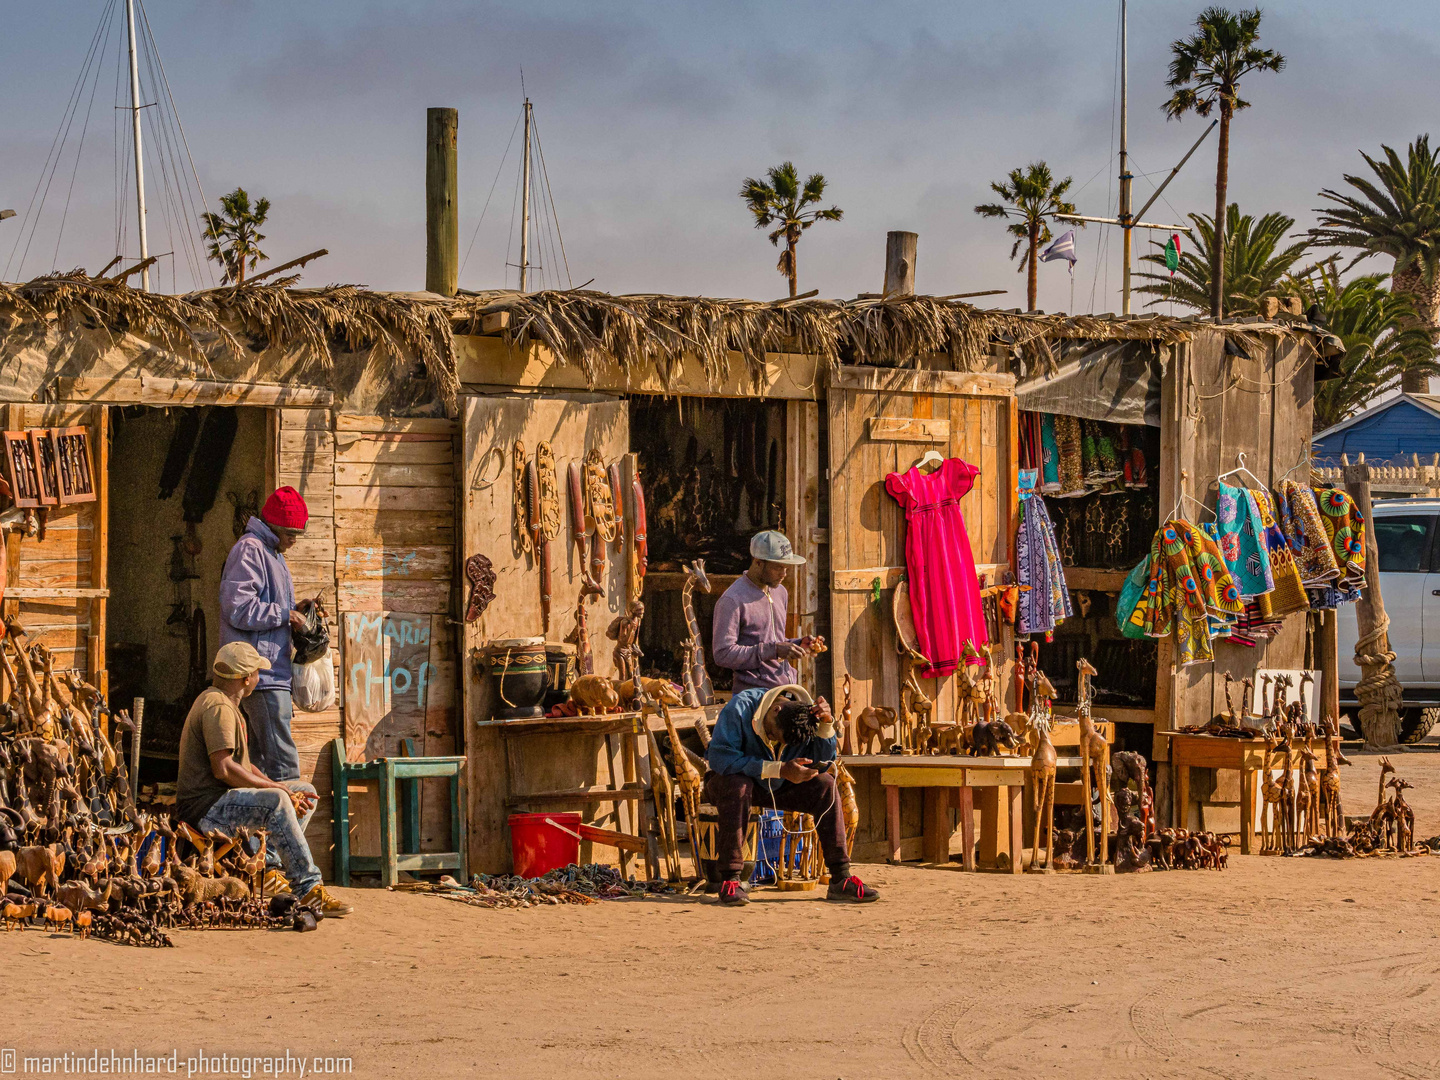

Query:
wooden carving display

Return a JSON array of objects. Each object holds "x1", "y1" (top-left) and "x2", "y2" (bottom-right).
[
  {"x1": 2, "y1": 431, "x2": 44, "y2": 508},
  {"x1": 512, "y1": 441, "x2": 531, "y2": 554},
  {"x1": 50, "y1": 428, "x2": 96, "y2": 504},
  {"x1": 1026, "y1": 649, "x2": 1057, "y2": 873},
  {"x1": 1075, "y1": 658, "x2": 1111, "y2": 870},
  {"x1": 680, "y1": 559, "x2": 714, "y2": 708},
  {"x1": 660, "y1": 702, "x2": 705, "y2": 881},
  {"x1": 1320, "y1": 715, "x2": 1350, "y2": 837}
]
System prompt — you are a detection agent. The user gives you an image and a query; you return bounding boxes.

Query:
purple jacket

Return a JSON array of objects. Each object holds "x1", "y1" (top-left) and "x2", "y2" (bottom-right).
[
  {"x1": 711, "y1": 575, "x2": 800, "y2": 693},
  {"x1": 219, "y1": 517, "x2": 295, "y2": 691}
]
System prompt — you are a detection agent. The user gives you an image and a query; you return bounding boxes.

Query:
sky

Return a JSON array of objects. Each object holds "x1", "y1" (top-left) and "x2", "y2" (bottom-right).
[{"x1": 2, "y1": 1, "x2": 1438, "y2": 315}]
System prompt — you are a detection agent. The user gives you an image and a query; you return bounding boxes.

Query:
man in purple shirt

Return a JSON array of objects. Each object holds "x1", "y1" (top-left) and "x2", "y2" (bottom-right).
[{"x1": 711, "y1": 530, "x2": 824, "y2": 694}]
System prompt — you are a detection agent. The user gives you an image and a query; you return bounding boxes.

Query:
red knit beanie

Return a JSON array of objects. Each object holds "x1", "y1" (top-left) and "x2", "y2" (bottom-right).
[{"x1": 260, "y1": 486, "x2": 309, "y2": 531}]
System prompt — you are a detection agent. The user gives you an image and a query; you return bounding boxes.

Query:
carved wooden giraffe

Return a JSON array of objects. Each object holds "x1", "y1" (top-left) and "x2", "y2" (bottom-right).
[
  {"x1": 1319, "y1": 715, "x2": 1350, "y2": 837},
  {"x1": 1026, "y1": 689, "x2": 1057, "y2": 873},
  {"x1": 1297, "y1": 734, "x2": 1321, "y2": 841},
  {"x1": 660, "y1": 703, "x2": 705, "y2": 881},
  {"x1": 680, "y1": 560, "x2": 714, "y2": 708},
  {"x1": 1260, "y1": 736, "x2": 1285, "y2": 853},
  {"x1": 1075, "y1": 658, "x2": 1110, "y2": 869}
]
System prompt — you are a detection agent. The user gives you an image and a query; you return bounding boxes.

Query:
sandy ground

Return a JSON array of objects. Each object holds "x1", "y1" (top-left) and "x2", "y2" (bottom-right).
[{"x1": 7, "y1": 743, "x2": 1440, "y2": 1080}]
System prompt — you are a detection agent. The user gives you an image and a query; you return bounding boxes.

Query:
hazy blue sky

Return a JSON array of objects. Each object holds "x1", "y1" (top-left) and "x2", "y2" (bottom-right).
[{"x1": 3, "y1": 1, "x2": 1436, "y2": 313}]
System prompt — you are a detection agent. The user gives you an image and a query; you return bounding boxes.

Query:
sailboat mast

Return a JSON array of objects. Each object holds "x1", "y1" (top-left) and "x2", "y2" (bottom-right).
[
  {"x1": 1119, "y1": 0, "x2": 1133, "y2": 314},
  {"x1": 519, "y1": 98, "x2": 532, "y2": 292},
  {"x1": 124, "y1": 0, "x2": 150, "y2": 291}
]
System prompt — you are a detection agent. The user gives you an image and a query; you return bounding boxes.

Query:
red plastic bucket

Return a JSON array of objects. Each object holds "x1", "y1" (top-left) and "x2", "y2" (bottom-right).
[{"x1": 509, "y1": 812, "x2": 581, "y2": 878}]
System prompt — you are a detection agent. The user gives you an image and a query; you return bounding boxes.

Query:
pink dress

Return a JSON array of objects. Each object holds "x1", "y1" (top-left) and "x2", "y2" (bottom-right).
[{"x1": 884, "y1": 458, "x2": 988, "y2": 678}]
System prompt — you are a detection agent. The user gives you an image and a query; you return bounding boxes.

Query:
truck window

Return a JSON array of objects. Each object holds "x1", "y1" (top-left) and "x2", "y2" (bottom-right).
[{"x1": 1373, "y1": 515, "x2": 1434, "y2": 572}]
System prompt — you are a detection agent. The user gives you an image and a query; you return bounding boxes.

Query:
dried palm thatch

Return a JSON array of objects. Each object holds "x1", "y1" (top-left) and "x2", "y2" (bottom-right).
[
  {"x1": 0, "y1": 274, "x2": 460, "y2": 406},
  {"x1": 458, "y1": 289, "x2": 1202, "y2": 388},
  {"x1": 9, "y1": 271, "x2": 237, "y2": 370},
  {"x1": 197, "y1": 285, "x2": 460, "y2": 405}
]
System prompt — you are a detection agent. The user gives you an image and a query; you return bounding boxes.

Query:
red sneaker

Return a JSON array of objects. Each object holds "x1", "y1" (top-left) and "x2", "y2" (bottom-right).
[
  {"x1": 717, "y1": 880, "x2": 749, "y2": 906},
  {"x1": 826, "y1": 875, "x2": 880, "y2": 903}
]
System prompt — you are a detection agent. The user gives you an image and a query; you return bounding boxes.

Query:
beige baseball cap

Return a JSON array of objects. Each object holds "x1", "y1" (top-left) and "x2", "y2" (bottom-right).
[{"x1": 213, "y1": 642, "x2": 272, "y2": 679}]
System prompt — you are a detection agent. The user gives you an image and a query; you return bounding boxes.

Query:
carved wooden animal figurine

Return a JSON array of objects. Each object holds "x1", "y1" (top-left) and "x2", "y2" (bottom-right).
[
  {"x1": 605, "y1": 601, "x2": 645, "y2": 704},
  {"x1": 2, "y1": 899, "x2": 35, "y2": 930},
  {"x1": 902, "y1": 656, "x2": 934, "y2": 753},
  {"x1": 1075, "y1": 658, "x2": 1111, "y2": 869},
  {"x1": 39, "y1": 902, "x2": 72, "y2": 933},
  {"x1": 1320, "y1": 715, "x2": 1350, "y2": 837},
  {"x1": 661, "y1": 703, "x2": 705, "y2": 881},
  {"x1": 968, "y1": 715, "x2": 1018, "y2": 757},
  {"x1": 644, "y1": 730, "x2": 683, "y2": 882},
  {"x1": 614, "y1": 678, "x2": 683, "y2": 708},
  {"x1": 569, "y1": 674, "x2": 620, "y2": 716},
  {"x1": 564, "y1": 599, "x2": 594, "y2": 676},
  {"x1": 1297, "y1": 735, "x2": 1321, "y2": 840},
  {"x1": 680, "y1": 560, "x2": 714, "y2": 708},
  {"x1": 1276, "y1": 737, "x2": 1297, "y2": 853},
  {"x1": 840, "y1": 674, "x2": 854, "y2": 756},
  {"x1": 0, "y1": 848, "x2": 13, "y2": 894},
  {"x1": 1390, "y1": 777, "x2": 1416, "y2": 853},
  {"x1": 1027, "y1": 705, "x2": 1056, "y2": 872},
  {"x1": 15, "y1": 843, "x2": 64, "y2": 896},
  {"x1": 857, "y1": 705, "x2": 899, "y2": 755},
  {"x1": 1260, "y1": 736, "x2": 1285, "y2": 853},
  {"x1": 835, "y1": 761, "x2": 860, "y2": 856}
]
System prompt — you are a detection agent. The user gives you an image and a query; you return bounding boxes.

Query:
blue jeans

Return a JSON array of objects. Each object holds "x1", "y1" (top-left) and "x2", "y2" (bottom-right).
[
  {"x1": 198, "y1": 780, "x2": 322, "y2": 897},
  {"x1": 243, "y1": 688, "x2": 299, "y2": 782}
]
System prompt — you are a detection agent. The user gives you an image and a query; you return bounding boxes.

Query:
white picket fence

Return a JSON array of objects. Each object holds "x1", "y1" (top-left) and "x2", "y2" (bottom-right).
[{"x1": 1312, "y1": 452, "x2": 1440, "y2": 497}]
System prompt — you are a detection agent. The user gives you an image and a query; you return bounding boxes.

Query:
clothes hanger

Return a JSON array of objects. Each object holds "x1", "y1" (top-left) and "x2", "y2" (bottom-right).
[
  {"x1": 1278, "y1": 447, "x2": 1311, "y2": 484},
  {"x1": 914, "y1": 449, "x2": 945, "y2": 473},
  {"x1": 1216, "y1": 451, "x2": 1266, "y2": 490},
  {"x1": 1163, "y1": 472, "x2": 1217, "y2": 524}
]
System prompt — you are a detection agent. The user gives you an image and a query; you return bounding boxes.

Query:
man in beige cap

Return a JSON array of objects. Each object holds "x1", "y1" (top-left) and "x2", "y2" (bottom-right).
[{"x1": 175, "y1": 641, "x2": 352, "y2": 917}]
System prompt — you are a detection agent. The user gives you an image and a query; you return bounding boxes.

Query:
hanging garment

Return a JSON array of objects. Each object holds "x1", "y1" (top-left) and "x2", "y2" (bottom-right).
[
  {"x1": 1093, "y1": 422, "x2": 1122, "y2": 481},
  {"x1": 885, "y1": 457, "x2": 988, "y2": 678},
  {"x1": 1054, "y1": 415, "x2": 1085, "y2": 496},
  {"x1": 1039, "y1": 414, "x2": 1061, "y2": 493},
  {"x1": 1277, "y1": 480, "x2": 1341, "y2": 586},
  {"x1": 1122, "y1": 426, "x2": 1148, "y2": 488},
  {"x1": 1247, "y1": 488, "x2": 1309, "y2": 618},
  {"x1": 1015, "y1": 468, "x2": 1073, "y2": 636},
  {"x1": 1314, "y1": 487, "x2": 1367, "y2": 590},
  {"x1": 1215, "y1": 480, "x2": 1273, "y2": 599},
  {"x1": 1130, "y1": 518, "x2": 1243, "y2": 666}
]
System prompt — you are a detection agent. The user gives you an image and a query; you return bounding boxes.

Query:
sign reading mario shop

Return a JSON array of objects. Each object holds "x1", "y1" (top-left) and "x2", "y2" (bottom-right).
[{"x1": 342, "y1": 611, "x2": 433, "y2": 761}]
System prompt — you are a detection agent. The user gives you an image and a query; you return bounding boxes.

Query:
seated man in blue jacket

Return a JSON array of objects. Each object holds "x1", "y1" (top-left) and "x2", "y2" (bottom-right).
[{"x1": 705, "y1": 683, "x2": 880, "y2": 905}]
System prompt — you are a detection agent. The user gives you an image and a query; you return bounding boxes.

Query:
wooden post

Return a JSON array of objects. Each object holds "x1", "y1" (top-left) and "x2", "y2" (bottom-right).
[
  {"x1": 883, "y1": 231, "x2": 917, "y2": 296},
  {"x1": 425, "y1": 107, "x2": 459, "y2": 298},
  {"x1": 1343, "y1": 458, "x2": 1403, "y2": 746},
  {"x1": 1318, "y1": 609, "x2": 1339, "y2": 726}
]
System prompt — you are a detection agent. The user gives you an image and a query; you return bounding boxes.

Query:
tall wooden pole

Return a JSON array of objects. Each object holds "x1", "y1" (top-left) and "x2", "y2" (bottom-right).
[
  {"x1": 425, "y1": 107, "x2": 459, "y2": 297},
  {"x1": 1119, "y1": 0, "x2": 1133, "y2": 315},
  {"x1": 883, "y1": 231, "x2": 917, "y2": 296},
  {"x1": 1343, "y1": 456, "x2": 1403, "y2": 746}
]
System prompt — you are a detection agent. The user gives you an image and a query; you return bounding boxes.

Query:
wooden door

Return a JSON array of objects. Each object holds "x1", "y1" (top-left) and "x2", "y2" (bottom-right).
[
  {"x1": 827, "y1": 365, "x2": 1018, "y2": 732},
  {"x1": 461, "y1": 393, "x2": 631, "y2": 872}
]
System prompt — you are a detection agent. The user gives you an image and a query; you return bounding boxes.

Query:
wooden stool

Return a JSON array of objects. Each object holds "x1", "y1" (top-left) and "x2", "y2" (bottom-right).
[{"x1": 331, "y1": 737, "x2": 468, "y2": 887}]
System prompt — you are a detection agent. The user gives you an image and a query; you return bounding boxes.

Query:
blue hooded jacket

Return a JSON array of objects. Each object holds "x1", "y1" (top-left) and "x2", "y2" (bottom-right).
[
  {"x1": 706, "y1": 687, "x2": 837, "y2": 795},
  {"x1": 219, "y1": 516, "x2": 296, "y2": 691}
]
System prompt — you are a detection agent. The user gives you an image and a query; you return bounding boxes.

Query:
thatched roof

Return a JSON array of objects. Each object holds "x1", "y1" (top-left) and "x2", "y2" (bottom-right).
[
  {"x1": 0, "y1": 273, "x2": 1322, "y2": 404},
  {"x1": 453, "y1": 289, "x2": 1204, "y2": 386}
]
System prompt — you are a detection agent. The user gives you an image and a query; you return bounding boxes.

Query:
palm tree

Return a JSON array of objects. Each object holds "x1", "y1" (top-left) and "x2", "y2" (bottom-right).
[
  {"x1": 1162, "y1": 7, "x2": 1285, "y2": 319},
  {"x1": 1310, "y1": 136, "x2": 1440, "y2": 392},
  {"x1": 739, "y1": 163, "x2": 843, "y2": 298},
  {"x1": 201, "y1": 187, "x2": 270, "y2": 285},
  {"x1": 974, "y1": 162, "x2": 1080, "y2": 311},
  {"x1": 1294, "y1": 265, "x2": 1435, "y2": 429},
  {"x1": 1135, "y1": 205, "x2": 1308, "y2": 315}
]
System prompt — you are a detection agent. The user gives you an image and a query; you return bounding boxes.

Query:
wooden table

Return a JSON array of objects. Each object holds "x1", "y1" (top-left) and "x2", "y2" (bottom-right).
[
  {"x1": 1161, "y1": 731, "x2": 1328, "y2": 856},
  {"x1": 841, "y1": 755, "x2": 1034, "y2": 872}
]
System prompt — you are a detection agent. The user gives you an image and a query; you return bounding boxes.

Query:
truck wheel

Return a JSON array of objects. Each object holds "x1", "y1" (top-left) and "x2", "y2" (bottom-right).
[{"x1": 1400, "y1": 707, "x2": 1438, "y2": 745}]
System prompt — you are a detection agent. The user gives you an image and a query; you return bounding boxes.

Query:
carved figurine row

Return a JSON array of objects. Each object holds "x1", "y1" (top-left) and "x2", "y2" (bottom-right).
[
  {"x1": 0, "y1": 619, "x2": 317, "y2": 943},
  {"x1": 1304, "y1": 755, "x2": 1420, "y2": 858}
]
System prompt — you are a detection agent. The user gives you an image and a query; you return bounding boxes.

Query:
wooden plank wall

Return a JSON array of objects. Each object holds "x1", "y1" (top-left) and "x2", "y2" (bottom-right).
[
  {"x1": 332, "y1": 415, "x2": 459, "y2": 861},
  {"x1": 275, "y1": 408, "x2": 343, "y2": 877},
  {"x1": 826, "y1": 367, "x2": 1017, "y2": 862},
  {"x1": 3, "y1": 405, "x2": 105, "y2": 679},
  {"x1": 462, "y1": 394, "x2": 631, "y2": 874},
  {"x1": 1159, "y1": 333, "x2": 1315, "y2": 755}
]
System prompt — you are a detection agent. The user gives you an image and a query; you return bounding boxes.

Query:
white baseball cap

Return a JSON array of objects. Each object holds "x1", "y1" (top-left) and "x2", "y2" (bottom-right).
[{"x1": 750, "y1": 530, "x2": 806, "y2": 566}]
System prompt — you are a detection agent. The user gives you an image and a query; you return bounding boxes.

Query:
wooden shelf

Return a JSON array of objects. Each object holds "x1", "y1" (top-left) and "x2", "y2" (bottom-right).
[
  {"x1": 1061, "y1": 566, "x2": 1130, "y2": 593},
  {"x1": 642, "y1": 572, "x2": 741, "y2": 593}
]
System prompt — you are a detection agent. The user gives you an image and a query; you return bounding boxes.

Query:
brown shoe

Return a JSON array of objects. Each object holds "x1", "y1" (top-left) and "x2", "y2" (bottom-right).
[
  {"x1": 301, "y1": 884, "x2": 354, "y2": 918},
  {"x1": 262, "y1": 869, "x2": 291, "y2": 896}
]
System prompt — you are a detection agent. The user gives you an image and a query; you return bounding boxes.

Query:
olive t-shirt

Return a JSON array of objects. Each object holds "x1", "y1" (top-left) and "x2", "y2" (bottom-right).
[{"x1": 175, "y1": 687, "x2": 252, "y2": 826}]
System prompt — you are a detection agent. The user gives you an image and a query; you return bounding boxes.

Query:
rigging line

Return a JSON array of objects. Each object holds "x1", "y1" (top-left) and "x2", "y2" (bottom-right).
[
  {"x1": 504, "y1": 116, "x2": 524, "y2": 289},
  {"x1": 113, "y1": 8, "x2": 126, "y2": 260},
  {"x1": 459, "y1": 111, "x2": 522, "y2": 280},
  {"x1": 54, "y1": 0, "x2": 119, "y2": 271},
  {"x1": 140, "y1": 28, "x2": 204, "y2": 288},
  {"x1": 137, "y1": 0, "x2": 212, "y2": 288},
  {"x1": 5, "y1": 0, "x2": 114, "y2": 279},
  {"x1": 535, "y1": 149, "x2": 560, "y2": 291},
  {"x1": 1087, "y1": 0, "x2": 1122, "y2": 314},
  {"x1": 529, "y1": 110, "x2": 573, "y2": 288}
]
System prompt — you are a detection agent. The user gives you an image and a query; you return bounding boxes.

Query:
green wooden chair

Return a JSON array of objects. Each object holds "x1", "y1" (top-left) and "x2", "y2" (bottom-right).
[{"x1": 331, "y1": 737, "x2": 468, "y2": 887}]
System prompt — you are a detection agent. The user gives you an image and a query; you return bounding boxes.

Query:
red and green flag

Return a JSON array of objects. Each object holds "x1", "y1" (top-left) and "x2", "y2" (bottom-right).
[{"x1": 1164, "y1": 234, "x2": 1181, "y2": 277}]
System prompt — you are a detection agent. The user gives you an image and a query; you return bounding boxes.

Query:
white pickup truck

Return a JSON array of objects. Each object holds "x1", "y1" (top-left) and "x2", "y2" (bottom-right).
[{"x1": 1337, "y1": 498, "x2": 1440, "y2": 742}]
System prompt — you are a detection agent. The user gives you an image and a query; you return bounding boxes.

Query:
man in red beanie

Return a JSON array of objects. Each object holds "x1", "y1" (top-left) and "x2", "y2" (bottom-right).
[{"x1": 219, "y1": 486, "x2": 309, "y2": 781}]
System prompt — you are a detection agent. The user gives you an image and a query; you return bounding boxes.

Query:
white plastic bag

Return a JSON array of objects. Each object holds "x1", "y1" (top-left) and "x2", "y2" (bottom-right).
[{"x1": 293, "y1": 652, "x2": 336, "y2": 712}]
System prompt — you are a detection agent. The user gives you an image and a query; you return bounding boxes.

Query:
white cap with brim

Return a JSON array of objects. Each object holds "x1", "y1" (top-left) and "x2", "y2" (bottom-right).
[
  {"x1": 213, "y1": 641, "x2": 272, "y2": 679},
  {"x1": 750, "y1": 530, "x2": 806, "y2": 566},
  {"x1": 753, "y1": 683, "x2": 836, "y2": 743}
]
